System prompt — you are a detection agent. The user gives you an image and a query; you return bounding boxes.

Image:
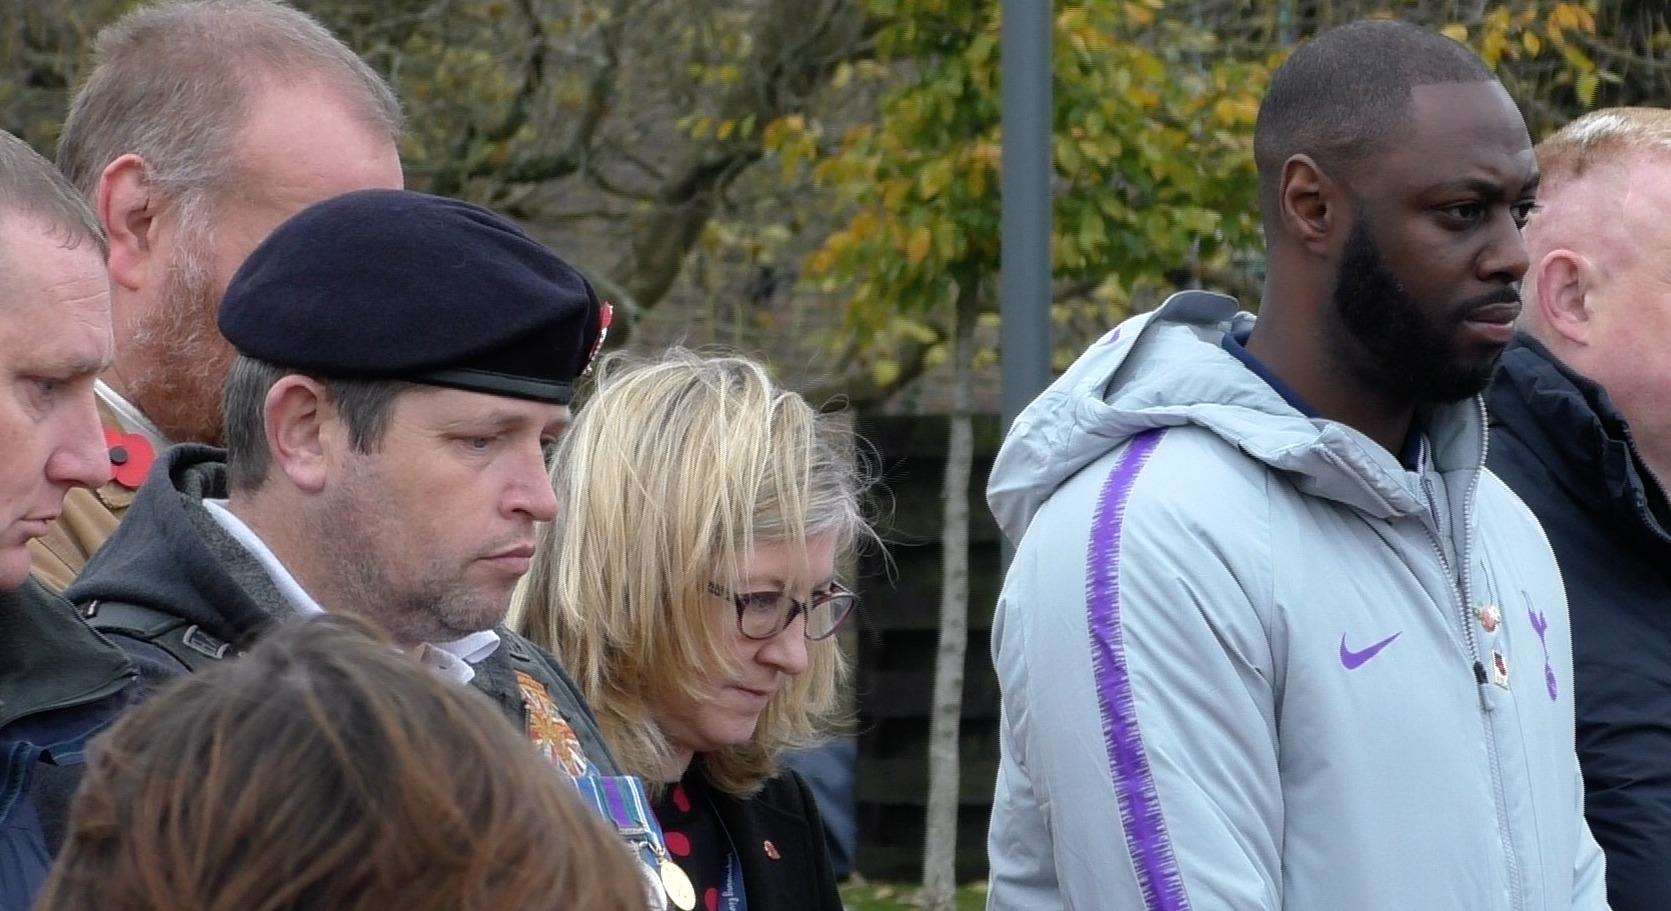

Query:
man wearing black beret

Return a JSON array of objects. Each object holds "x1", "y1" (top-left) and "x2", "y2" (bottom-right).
[{"x1": 66, "y1": 189, "x2": 619, "y2": 781}]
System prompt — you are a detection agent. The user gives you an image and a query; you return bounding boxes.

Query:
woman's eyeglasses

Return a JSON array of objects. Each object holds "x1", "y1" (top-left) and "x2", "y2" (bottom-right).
[{"x1": 706, "y1": 580, "x2": 858, "y2": 641}]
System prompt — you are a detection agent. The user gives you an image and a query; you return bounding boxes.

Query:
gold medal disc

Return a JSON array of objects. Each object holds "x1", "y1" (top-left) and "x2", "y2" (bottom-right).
[{"x1": 660, "y1": 859, "x2": 697, "y2": 911}]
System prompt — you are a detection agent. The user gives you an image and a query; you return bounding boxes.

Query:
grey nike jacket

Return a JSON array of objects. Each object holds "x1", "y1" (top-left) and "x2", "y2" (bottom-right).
[{"x1": 984, "y1": 291, "x2": 1608, "y2": 910}]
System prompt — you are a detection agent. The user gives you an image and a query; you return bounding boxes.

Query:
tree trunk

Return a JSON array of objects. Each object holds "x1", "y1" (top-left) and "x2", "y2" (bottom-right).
[{"x1": 921, "y1": 284, "x2": 978, "y2": 911}]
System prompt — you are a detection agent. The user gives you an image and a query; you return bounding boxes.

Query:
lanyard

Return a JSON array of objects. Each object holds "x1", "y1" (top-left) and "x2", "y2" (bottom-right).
[
  {"x1": 719, "y1": 849, "x2": 747, "y2": 911},
  {"x1": 708, "y1": 789, "x2": 749, "y2": 911}
]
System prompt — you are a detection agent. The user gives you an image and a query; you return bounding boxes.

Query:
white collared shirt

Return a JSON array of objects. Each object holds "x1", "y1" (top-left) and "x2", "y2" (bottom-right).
[
  {"x1": 94, "y1": 380, "x2": 171, "y2": 452},
  {"x1": 200, "y1": 499, "x2": 500, "y2": 685}
]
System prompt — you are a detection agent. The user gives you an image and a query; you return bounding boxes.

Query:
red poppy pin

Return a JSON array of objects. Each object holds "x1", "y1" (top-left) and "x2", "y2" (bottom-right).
[{"x1": 104, "y1": 428, "x2": 156, "y2": 490}]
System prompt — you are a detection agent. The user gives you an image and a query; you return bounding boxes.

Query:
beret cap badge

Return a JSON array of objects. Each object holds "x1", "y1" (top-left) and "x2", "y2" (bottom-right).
[{"x1": 583, "y1": 302, "x2": 613, "y2": 377}]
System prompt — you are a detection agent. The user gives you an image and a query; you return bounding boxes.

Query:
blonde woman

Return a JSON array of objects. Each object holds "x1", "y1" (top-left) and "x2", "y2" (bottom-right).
[{"x1": 514, "y1": 349, "x2": 867, "y2": 911}]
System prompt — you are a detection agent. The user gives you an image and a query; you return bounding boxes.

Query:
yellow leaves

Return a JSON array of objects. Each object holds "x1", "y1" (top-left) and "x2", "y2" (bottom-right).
[
  {"x1": 870, "y1": 358, "x2": 902, "y2": 390},
  {"x1": 883, "y1": 178, "x2": 913, "y2": 209},
  {"x1": 1056, "y1": 6, "x2": 1089, "y2": 32},
  {"x1": 764, "y1": 114, "x2": 821, "y2": 180},
  {"x1": 898, "y1": 318, "x2": 940, "y2": 346},
  {"x1": 1212, "y1": 96, "x2": 1259, "y2": 127},
  {"x1": 1480, "y1": 30, "x2": 1507, "y2": 67},
  {"x1": 1475, "y1": 6, "x2": 1513, "y2": 66},
  {"x1": 762, "y1": 114, "x2": 803, "y2": 150},
  {"x1": 918, "y1": 158, "x2": 954, "y2": 201},
  {"x1": 934, "y1": 218, "x2": 961, "y2": 261},
  {"x1": 684, "y1": 116, "x2": 713, "y2": 139},
  {"x1": 1548, "y1": 2, "x2": 1597, "y2": 35},
  {"x1": 963, "y1": 140, "x2": 1001, "y2": 197},
  {"x1": 907, "y1": 225, "x2": 933, "y2": 265},
  {"x1": 1559, "y1": 43, "x2": 1596, "y2": 75},
  {"x1": 1576, "y1": 71, "x2": 1599, "y2": 105},
  {"x1": 1438, "y1": 5, "x2": 1601, "y2": 99},
  {"x1": 1077, "y1": 208, "x2": 1107, "y2": 254}
]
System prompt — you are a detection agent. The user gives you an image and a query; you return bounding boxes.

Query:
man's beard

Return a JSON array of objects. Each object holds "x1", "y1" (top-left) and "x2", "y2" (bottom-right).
[
  {"x1": 123, "y1": 239, "x2": 235, "y2": 445},
  {"x1": 1329, "y1": 218, "x2": 1508, "y2": 405}
]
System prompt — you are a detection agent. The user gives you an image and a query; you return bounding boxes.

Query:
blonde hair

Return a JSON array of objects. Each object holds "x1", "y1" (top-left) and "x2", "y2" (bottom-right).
[
  {"x1": 1536, "y1": 107, "x2": 1671, "y2": 191},
  {"x1": 512, "y1": 348, "x2": 869, "y2": 796}
]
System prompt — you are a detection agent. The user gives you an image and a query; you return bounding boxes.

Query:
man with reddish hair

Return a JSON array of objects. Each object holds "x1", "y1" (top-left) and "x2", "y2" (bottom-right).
[{"x1": 31, "y1": 0, "x2": 403, "y2": 590}]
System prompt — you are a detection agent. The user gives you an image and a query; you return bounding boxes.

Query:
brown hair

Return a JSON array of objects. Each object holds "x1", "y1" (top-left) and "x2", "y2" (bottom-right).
[{"x1": 35, "y1": 616, "x2": 644, "y2": 911}]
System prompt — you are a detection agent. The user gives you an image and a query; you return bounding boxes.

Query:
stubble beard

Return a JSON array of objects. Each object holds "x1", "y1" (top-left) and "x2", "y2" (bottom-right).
[{"x1": 321, "y1": 458, "x2": 509, "y2": 646}]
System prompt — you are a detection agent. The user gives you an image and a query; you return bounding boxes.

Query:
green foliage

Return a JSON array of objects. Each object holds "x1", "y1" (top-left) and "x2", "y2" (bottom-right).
[
  {"x1": 774, "y1": 1, "x2": 1268, "y2": 372},
  {"x1": 778, "y1": 0, "x2": 1633, "y2": 383}
]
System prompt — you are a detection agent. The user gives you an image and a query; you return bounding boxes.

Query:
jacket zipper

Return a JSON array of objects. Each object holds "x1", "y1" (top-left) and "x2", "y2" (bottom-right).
[{"x1": 1418, "y1": 397, "x2": 1523, "y2": 911}]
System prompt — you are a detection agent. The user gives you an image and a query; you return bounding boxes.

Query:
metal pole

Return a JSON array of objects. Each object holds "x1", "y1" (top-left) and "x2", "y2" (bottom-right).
[
  {"x1": 999, "y1": 0, "x2": 1051, "y2": 569},
  {"x1": 1000, "y1": 0, "x2": 1052, "y2": 432}
]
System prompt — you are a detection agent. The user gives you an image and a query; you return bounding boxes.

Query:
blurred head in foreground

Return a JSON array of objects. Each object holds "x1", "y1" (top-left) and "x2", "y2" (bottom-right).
[{"x1": 35, "y1": 616, "x2": 643, "y2": 911}]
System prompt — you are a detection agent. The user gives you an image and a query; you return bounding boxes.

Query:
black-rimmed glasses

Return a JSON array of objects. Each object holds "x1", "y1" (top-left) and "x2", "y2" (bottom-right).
[{"x1": 705, "y1": 580, "x2": 858, "y2": 641}]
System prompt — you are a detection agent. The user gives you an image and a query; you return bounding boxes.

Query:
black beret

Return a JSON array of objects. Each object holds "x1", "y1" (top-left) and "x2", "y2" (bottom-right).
[{"x1": 218, "y1": 189, "x2": 604, "y2": 405}]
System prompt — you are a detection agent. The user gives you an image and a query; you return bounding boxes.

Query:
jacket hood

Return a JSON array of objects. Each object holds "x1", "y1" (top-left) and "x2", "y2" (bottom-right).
[
  {"x1": 65, "y1": 444, "x2": 287, "y2": 647},
  {"x1": 1488, "y1": 333, "x2": 1670, "y2": 542},
  {"x1": 988, "y1": 290, "x2": 1486, "y2": 543}
]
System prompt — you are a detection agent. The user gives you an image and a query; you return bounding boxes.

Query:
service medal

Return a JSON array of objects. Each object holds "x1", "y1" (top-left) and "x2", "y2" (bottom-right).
[{"x1": 660, "y1": 859, "x2": 697, "y2": 910}]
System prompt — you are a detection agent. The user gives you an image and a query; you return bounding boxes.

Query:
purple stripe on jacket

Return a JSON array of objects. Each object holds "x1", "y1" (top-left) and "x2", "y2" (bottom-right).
[{"x1": 1084, "y1": 427, "x2": 1191, "y2": 911}]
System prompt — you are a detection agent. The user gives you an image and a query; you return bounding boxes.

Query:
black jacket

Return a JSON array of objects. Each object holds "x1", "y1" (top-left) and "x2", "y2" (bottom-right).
[
  {"x1": 0, "y1": 578, "x2": 134, "y2": 910},
  {"x1": 64, "y1": 444, "x2": 619, "y2": 777},
  {"x1": 706, "y1": 769, "x2": 844, "y2": 911},
  {"x1": 1487, "y1": 334, "x2": 1671, "y2": 910}
]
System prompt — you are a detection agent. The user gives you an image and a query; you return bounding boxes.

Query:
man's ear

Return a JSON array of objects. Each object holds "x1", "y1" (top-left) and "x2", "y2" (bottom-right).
[
  {"x1": 263, "y1": 376, "x2": 338, "y2": 494},
  {"x1": 1279, "y1": 154, "x2": 1336, "y2": 255},
  {"x1": 1531, "y1": 249, "x2": 1593, "y2": 346},
  {"x1": 97, "y1": 154, "x2": 157, "y2": 293}
]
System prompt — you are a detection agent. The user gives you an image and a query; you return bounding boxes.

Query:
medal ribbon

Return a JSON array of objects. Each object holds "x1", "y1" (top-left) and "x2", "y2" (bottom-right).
[{"x1": 572, "y1": 773, "x2": 678, "y2": 908}]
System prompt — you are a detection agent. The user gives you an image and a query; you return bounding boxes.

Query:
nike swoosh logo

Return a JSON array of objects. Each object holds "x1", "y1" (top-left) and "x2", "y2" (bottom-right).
[{"x1": 1340, "y1": 631, "x2": 1401, "y2": 670}]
